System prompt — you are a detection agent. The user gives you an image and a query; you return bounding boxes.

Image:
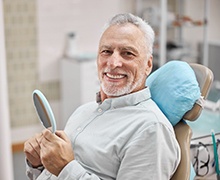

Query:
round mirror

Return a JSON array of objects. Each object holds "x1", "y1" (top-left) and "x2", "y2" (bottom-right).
[{"x1": 32, "y1": 90, "x2": 56, "y2": 133}]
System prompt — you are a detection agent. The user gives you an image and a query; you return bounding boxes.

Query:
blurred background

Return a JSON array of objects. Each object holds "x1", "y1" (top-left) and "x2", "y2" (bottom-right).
[{"x1": 0, "y1": 0, "x2": 220, "y2": 179}]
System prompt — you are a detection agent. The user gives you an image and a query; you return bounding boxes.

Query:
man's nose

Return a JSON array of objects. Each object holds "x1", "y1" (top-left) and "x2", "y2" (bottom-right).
[{"x1": 107, "y1": 52, "x2": 122, "y2": 68}]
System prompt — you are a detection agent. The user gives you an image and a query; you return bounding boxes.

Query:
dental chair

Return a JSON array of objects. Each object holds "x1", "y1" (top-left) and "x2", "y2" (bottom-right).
[
  {"x1": 171, "y1": 63, "x2": 213, "y2": 180},
  {"x1": 146, "y1": 61, "x2": 213, "y2": 180}
]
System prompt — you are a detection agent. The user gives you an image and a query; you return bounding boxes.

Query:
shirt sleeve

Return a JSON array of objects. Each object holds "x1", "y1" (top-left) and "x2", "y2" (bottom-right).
[
  {"x1": 58, "y1": 160, "x2": 101, "y2": 180},
  {"x1": 25, "y1": 159, "x2": 44, "y2": 180},
  {"x1": 26, "y1": 158, "x2": 102, "y2": 180},
  {"x1": 116, "y1": 122, "x2": 181, "y2": 180}
]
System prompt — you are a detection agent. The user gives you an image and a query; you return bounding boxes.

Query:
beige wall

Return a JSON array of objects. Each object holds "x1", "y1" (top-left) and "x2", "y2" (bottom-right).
[{"x1": 3, "y1": 0, "x2": 44, "y2": 128}]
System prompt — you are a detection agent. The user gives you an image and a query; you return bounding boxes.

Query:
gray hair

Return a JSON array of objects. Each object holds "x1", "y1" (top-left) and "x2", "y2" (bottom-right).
[{"x1": 103, "y1": 13, "x2": 155, "y2": 56}]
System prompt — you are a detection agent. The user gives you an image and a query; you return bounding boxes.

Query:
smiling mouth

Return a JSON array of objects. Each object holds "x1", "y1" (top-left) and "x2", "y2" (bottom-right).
[{"x1": 105, "y1": 73, "x2": 126, "y2": 79}]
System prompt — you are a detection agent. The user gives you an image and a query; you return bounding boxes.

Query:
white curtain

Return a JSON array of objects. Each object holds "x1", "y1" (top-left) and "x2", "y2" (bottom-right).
[{"x1": 0, "y1": 0, "x2": 14, "y2": 179}]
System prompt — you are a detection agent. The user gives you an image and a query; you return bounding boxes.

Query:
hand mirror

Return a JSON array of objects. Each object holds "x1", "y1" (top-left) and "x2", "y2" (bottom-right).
[{"x1": 32, "y1": 90, "x2": 56, "y2": 133}]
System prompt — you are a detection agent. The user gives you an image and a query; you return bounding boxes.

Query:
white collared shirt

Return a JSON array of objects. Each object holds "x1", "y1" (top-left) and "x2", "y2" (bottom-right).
[{"x1": 26, "y1": 88, "x2": 180, "y2": 180}]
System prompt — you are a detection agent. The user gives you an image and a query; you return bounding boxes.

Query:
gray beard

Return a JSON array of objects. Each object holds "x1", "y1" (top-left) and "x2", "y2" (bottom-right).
[{"x1": 100, "y1": 76, "x2": 144, "y2": 97}]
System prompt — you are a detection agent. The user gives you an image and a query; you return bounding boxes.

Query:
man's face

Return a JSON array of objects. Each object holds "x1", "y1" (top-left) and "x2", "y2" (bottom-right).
[{"x1": 97, "y1": 23, "x2": 152, "y2": 98}]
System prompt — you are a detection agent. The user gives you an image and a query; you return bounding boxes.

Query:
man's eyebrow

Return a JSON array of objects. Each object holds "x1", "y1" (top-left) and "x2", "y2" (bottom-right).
[
  {"x1": 99, "y1": 45, "x2": 138, "y2": 54},
  {"x1": 120, "y1": 46, "x2": 138, "y2": 53},
  {"x1": 99, "y1": 45, "x2": 112, "y2": 50}
]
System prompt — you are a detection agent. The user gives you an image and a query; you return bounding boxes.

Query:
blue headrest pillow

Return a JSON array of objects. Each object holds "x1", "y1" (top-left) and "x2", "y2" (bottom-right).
[{"x1": 146, "y1": 60, "x2": 201, "y2": 126}]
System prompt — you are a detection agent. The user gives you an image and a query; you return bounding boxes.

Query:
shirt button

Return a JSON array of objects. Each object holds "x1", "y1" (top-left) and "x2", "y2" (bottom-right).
[
  {"x1": 98, "y1": 108, "x2": 102, "y2": 113},
  {"x1": 45, "y1": 170, "x2": 51, "y2": 176}
]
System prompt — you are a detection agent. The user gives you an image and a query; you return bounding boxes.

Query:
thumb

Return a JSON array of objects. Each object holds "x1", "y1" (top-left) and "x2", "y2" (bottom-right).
[{"x1": 55, "y1": 130, "x2": 69, "y2": 142}]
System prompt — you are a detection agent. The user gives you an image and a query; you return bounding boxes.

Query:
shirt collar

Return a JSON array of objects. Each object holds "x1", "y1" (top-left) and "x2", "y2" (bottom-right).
[{"x1": 96, "y1": 87, "x2": 151, "y2": 109}]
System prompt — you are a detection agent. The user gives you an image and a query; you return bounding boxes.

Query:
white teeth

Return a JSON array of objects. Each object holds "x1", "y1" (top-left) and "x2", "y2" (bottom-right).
[{"x1": 106, "y1": 73, "x2": 125, "y2": 79}]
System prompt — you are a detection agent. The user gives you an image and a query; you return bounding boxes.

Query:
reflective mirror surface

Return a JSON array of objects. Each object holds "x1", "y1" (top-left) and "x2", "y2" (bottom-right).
[{"x1": 32, "y1": 90, "x2": 56, "y2": 133}]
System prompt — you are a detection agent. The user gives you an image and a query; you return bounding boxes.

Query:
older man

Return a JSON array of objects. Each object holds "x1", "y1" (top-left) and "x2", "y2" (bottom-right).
[{"x1": 24, "y1": 13, "x2": 180, "y2": 180}]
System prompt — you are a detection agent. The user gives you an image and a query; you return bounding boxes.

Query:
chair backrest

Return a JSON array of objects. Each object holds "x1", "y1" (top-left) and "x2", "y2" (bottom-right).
[
  {"x1": 171, "y1": 63, "x2": 213, "y2": 180},
  {"x1": 183, "y1": 63, "x2": 214, "y2": 121}
]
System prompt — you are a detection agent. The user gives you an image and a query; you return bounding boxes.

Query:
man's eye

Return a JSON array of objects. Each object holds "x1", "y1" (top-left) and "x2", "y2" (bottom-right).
[
  {"x1": 123, "y1": 51, "x2": 134, "y2": 56},
  {"x1": 101, "y1": 50, "x2": 111, "y2": 54}
]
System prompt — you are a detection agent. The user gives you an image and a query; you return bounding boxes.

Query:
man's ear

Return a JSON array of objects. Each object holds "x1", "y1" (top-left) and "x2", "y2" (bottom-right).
[{"x1": 145, "y1": 55, "x2": 153, "y2": 76}]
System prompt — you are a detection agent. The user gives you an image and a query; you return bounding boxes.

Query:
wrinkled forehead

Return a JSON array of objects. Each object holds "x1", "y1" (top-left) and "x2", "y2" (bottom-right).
[{"x1": 99, "y1": 24, "x2": 147, "y2": 49}]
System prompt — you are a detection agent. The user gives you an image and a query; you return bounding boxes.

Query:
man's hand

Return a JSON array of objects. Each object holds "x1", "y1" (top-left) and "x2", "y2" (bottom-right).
[
  {"x1": 24, "y1": 133, "x2": 43, "y2": 168},
  {"x1": 39, "y1": 129, "x2": 74, "y2": 176}
]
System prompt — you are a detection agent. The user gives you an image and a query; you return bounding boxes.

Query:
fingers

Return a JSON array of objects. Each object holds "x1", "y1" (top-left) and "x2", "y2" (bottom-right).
[
  {"x1": 40, "y1": 130, "x2": 74, "y2": 176},
  {"x1": 40, "y1": 129, "x2": 65, "y2": 148},
  {"x1": 41, "y1": 129, "x2": 69, "y2": 143},
  {"x1": 24, "y1": 133, "x2": 41, "y2": 156},
  {"x1": 41, "y1": 129, "x2": 53, "y2": 141},
  {"x1": 24, "y1": 129, "x2": 73, "y2": 175},
  {"x1": 24, "y1": 133, "x2": 43, "y2": 167},
  {"x1": 55, "y1": 130, "x2": 69, "y2": 142}
]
